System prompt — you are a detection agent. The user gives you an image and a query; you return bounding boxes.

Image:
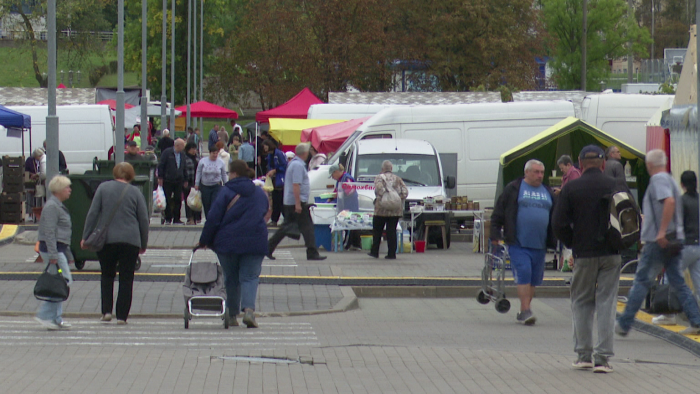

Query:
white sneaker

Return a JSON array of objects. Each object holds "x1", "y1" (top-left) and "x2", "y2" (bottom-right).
[
  {"x1": 55, "y1": 321, "x2": 71, "y2": 330},
  {"x1": 652, "y1": 314, "x2": 677, "y2": 326},
  {"x1": 34, "y1": 317, "x2": 60, "y2": 331}
]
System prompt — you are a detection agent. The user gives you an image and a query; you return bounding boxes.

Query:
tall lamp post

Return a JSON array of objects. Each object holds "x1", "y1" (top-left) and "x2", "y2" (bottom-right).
[
  {"x1": 187, "y1": 0, "x2": 191, "y2": 130},
  {"x1": 115, "y1": 0, "x2": 125, "y2": 164},
  {"x1": 170, "y1": 0, "x2": 176, "y2": 135},
  {"x1": 161, "y1": 0, "x2": 167, "y2": 131},
  {"x1": 141, "y1": 0, "x2": 148, "y2": 150},
  {"x1": 46, "y1": 0, "x2": 59, "y2": 182},
  {"x1": 581, "y1": 0, "x2": 587, "y2": 91}
]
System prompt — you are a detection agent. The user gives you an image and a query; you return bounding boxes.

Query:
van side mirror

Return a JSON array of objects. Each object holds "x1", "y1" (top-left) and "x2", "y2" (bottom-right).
[{"x1": 445, "y1": 175, "x2": 456, "y2": 189}]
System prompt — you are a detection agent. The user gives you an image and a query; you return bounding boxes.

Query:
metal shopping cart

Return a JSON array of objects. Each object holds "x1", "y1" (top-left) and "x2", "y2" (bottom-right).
[
  {"x1": 183, "y1": 247, "x2": 230, "y2": 329},
  {"x1": 476, "y1": 243, "x2": 511, "y2": 313}
]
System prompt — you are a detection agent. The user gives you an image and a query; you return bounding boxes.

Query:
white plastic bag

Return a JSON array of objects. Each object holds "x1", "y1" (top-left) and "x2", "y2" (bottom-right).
[
  {"x1": 153, "y1": 186, "x2": 167, "y2": 212},
  {"x1": 186, "y1": 188, "x2": 202, "y2": 211}
]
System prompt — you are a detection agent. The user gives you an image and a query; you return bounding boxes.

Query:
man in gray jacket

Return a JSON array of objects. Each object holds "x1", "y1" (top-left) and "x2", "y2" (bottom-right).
[{"x1": 604, "y1": 146, "x2": 625, "y2": 183}]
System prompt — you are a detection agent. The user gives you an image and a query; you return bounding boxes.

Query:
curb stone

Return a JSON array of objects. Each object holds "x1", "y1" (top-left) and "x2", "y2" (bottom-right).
[{"x1": 0, "y1": 286, "x2": 359, "y2": 319}]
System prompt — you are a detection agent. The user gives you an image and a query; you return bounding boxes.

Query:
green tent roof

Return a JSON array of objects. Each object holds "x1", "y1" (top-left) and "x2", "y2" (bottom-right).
[{"x1": 495, "y1": 117, "x2": 649, "y2": 200}]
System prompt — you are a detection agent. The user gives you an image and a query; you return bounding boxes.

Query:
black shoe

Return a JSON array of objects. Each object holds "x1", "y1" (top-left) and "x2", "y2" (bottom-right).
[
  {"x1": 307, "y1": 255, "x2": 327, "y2": 261},
  {"x1": 172, "y1": 220, "x2": 185, "y2": 225},
  {"x1": 367, "y1": 253, "x2": 379, "y2": 258},
  {"x1": 265, "y1": 254, "x2": 276, "y2": 260},
  {"x1": 385, "y1": 256, "x2": 396, "y2": 260}
]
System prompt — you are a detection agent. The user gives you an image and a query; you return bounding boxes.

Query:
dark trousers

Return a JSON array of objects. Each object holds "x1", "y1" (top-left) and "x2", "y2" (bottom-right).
[
  {"x1": 97, "y1": 243, "x2": 140, "y2": 321},
  {"x1": 270, "y1": 189, "x2": 284, "y2": 223},
  {"x1": 163, "y1": 180, "x2": 183, "y2": 223},
  {"x1": 268, "y1": 203, "x2": 320, "y2": 258},
  {"x1": 184, "y1": 186, "x2": 201, "y2": 223},
  {"x1": 200, "y1": 184, "x2": 222, "y2": 219},
  {"x1": 371, "y1": 216, "x2": 400, "y2": 258}
]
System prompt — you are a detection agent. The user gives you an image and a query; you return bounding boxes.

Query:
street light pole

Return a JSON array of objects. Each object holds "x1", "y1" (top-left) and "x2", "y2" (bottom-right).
[
  {"x1": 115, "y1": 0, "x2": 125, "y2": 164},
  {"x1": 161, "y1": 0, "x2": 167, "y2": 131},
  {"x1": 46, "y1": 0, "x2": 59, "y2": 182},
  {"x1": 141, "y1": 0, "x2": 148, "y2": 150},
  {"x1": 193, "y1": 0, "x2": 197, "y2": 130},
  {"x1": 187, "y1": 0, "x2": 191, "y2": 130},
  {"x1": 170, "y1": 0, "x2": 175, "y2": 133},
  {"x1": 581, "y1": 0, "x2": 587, "y2": 91}
]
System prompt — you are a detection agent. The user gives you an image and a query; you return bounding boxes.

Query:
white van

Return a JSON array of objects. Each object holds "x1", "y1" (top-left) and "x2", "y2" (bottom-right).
[
  {"x1": 1, "y1": 105, "x2": 114, "y2": 174},
  {"x1": 309, "y1": 101, "x2": 576, "y2": 208},
  {"x1": 348, "y1": 138, "x2": 453, "y2": 207},
  {"x1": 308, "y1": 104, "x2": 398, "y2": 120},
  {"x1": 581, "y1": 93, "x2": 674, "y2": 152}
]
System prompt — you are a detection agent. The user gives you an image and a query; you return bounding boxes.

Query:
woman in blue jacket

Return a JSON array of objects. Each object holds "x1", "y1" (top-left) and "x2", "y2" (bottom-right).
[
  {"x1": 198, "y1": 160, "x2": 271, "y2": 328},
  {"x1": 263, "y1": 139, "x2": 287, "y2": 226}
]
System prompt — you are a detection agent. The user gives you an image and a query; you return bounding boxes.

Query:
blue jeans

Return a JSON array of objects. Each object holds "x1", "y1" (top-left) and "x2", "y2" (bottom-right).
[
  {"x1": 200, "y1": 184, "x2": 222, "y2": 219},
  {"x1": 618, "y1": 242, "x2": 700, "y2": 331},
  {"x1": 681, "y1": 245, "x2": 700, "y2": 300},
  {"x1": 216, "y1": 253, "x2": 264, "y2": 316},
  {"x1": 36, "y1": 252, "x2": 72, "y2": 324}
]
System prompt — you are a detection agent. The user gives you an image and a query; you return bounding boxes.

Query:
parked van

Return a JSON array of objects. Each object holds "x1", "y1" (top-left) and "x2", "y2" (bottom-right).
[
  {"x1": 581, "y1": 93, "x2": 674, "y2": 152},
  {"x1": 308, "y1": 104, "x2": 397, "y2": 120},
  {"x1": 1, "y1": 105, "x2": 114, "y2": 174},
  {"x1": 308, "y1": 101, "x2": 576, "y2": 208}
]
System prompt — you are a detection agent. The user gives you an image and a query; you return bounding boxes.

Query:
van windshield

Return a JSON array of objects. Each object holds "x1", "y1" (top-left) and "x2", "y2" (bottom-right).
[
  {"x1": 327, "y1": 129, "x2": 362, "y2": 164},
  {"x1": 355, "y1": 154, "x2": 441, "y2": 187}
]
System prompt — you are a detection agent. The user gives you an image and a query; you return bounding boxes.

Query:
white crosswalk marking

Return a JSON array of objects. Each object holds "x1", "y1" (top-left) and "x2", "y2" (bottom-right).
[{"x1": 0, "y1": 319, "x2": 320, "y2": 348}]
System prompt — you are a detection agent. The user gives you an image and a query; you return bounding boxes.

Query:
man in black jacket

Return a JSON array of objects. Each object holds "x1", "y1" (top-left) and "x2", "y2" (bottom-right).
[
  {"x1": 491, "y1": 159, "x2": 555, "y2": 326},
  {"x1": 552, "y1": 145, "x2": 627, "y2": 373},
  {"x1": 158, "y1": 139, "x2": 189, "y2": 224}
]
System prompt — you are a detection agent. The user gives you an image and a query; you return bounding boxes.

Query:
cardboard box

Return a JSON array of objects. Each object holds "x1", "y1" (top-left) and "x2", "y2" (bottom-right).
[
  {"x1": 1, "y1": 156, "x2": 22, "y2": 167},
  {"x1": 0, "y1": 201, "x2": 22, "y2": 213},
  {"x1": 0, "y1": 210, "x2": 23, "y2": 224},
  {"x1": 1, "y1": 182, "x2": 24, "y2": 194}
]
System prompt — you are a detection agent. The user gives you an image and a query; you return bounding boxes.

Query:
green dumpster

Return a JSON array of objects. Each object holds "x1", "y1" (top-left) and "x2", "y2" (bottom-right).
[
  {"x1": 93, "y1": 159, "x2": 156, "y2": 215},
  {"x1": 64, "y1": 173, "x2": 148, "y2": 270}
]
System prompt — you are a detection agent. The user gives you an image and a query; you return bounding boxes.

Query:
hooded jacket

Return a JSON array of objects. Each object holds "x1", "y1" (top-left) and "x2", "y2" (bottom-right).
[{"x1": 198, "y1": 177, "x2": 269, "y2": 255}]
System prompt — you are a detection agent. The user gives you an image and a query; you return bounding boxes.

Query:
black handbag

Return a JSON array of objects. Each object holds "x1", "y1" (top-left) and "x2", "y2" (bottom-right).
[
  {"x1": 34, "y1": 264, "x2": 70, "y2": 301},
  {"x1": 648, "y1": 283, "x2": 682, "y2": 314},
  {"x1": 84, "y1": 183, "x2": 129, "y2": 252}
]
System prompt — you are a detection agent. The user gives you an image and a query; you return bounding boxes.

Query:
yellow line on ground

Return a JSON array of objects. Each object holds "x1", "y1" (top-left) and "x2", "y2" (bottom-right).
[
  {"x1": 616, "y1": 301, "x2": 700, "y2": 342},
  {"x1": 0, "y1": 225, "x2": 18, "y2": 242}
]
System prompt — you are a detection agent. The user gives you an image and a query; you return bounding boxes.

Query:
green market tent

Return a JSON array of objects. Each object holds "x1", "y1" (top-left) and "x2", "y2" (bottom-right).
[{"x1": 496, "y1": 117, "x2": 649, "y2": 200}]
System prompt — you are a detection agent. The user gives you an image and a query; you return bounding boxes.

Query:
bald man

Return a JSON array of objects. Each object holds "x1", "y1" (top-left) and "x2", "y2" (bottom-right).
[{"x1": 158, "y1": 138, "x2": 189, "y2": 224}]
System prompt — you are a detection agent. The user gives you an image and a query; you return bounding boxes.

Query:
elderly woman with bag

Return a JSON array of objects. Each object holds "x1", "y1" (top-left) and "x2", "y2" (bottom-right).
[
  {"x1": 81, "y1": 162, "x2": 150, "y2": 325},
  {"x1": 35, "y1": 175, "x2": 74, "y2": 330},
  {"x1": 198, "y1": 160, "x2": 271, "y2": 328},
  {"x1": 369, "y1": 160, "x2": 408, "y2": 260}
]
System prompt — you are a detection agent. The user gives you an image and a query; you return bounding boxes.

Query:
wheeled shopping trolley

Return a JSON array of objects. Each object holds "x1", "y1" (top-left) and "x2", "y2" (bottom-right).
[
  {"x1": 476, "y1": 244, "x2": 511, "y2": 313},
  {"x1": 183, "y1": 248, "x2": 231, "y2": 329}
]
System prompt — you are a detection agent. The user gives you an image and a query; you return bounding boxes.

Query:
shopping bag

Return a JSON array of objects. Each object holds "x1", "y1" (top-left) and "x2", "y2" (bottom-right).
[
  {"x1": 187, "y1": 188, "x2": 203, "y2": 211},
  {"x1": 153, "y1": 186, "x2": 167, "y2": 212},
  {"x1": 34, "y1": 264, "x2": 70, "y2": 301},
  {"x1": 263, "y1": 176, "x2": 274, "y2": 193}
]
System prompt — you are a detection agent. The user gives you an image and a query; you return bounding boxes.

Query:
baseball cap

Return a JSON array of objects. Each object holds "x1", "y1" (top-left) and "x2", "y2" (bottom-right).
[
  {"x1": 328, "y1": 164, "x2": 341, "y2": 175},
  {"x1": 285, "y1": 151, "x2": 295, "y2": 160},
  {"x1": 579, "y1": 145, "x2": 604, "y2": 159}
]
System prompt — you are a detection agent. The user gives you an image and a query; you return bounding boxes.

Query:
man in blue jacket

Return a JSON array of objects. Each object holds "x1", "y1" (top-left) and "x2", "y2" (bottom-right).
[
  {"x1": 208, "y1": 125, "x2": 220, "y2": 150},
  {"x1": 158, "y1": 139, "x2": 189, "y2": 224},
  {"x1": 491, "y1": 159, "x2": 556, "y2": 326}
]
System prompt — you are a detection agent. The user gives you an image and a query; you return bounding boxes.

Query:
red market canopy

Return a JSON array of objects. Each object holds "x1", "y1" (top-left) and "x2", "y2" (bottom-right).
[
  {"x1": 97, "y1": 99, "x2": 135, "y2": 111},
  {"x1": 255, "y1": 88, "x2": 323, "y2": 123},
  {"x1": 301, "y1": 116, "x2": 370, "y2": 154},
  {"x1": 175, "y1": 101, "x2": 238, "y2": 119}
]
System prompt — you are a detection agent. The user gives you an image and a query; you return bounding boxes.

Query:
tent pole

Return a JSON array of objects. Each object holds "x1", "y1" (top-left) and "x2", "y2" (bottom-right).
[{"x1": 255, "y1": 122, "x2": 259, "y2": 177}]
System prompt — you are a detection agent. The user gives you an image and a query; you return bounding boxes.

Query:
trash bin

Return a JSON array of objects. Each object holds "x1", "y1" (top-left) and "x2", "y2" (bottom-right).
[
  {"x1": 64, "y1": 173, "x2": 146, "y2": 271},
  {"x1": 94, "y1": 159, "x2": 156, "y2": 214}
]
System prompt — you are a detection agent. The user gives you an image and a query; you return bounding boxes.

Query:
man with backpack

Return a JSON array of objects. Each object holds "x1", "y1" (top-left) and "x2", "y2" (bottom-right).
[
  {"x1": 552, "y1": 145, "x2": 635, "y2": 374},
  {"x1": 616, "y1": 150, "x2": 700, "y2": 337}
]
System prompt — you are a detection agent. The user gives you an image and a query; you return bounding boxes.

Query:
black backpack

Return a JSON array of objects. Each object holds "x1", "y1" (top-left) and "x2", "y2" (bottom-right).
[{"x1": 605, "y1": 189, "x2": 641, "y2": 250}]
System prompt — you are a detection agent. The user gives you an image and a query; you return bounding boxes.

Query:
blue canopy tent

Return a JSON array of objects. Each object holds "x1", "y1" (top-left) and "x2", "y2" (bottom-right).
[{"x1": 0, "y1": 105, "x2": 32, "y2": 159}]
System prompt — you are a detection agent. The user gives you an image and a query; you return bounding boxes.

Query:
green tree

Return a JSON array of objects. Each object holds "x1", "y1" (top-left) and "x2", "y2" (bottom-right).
[
  {"x1": 541, "y1": 0, "x2": 651, "y2": 90},
  {"x1": 123, "y1": 0, "x2": 234, "y2": 105},
  {"x1": 0, "y1": 0, "x2": 111, "y2": 87},
  {"x1": 412, "y1": 0, "x2": 547, "y2": 91}
]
